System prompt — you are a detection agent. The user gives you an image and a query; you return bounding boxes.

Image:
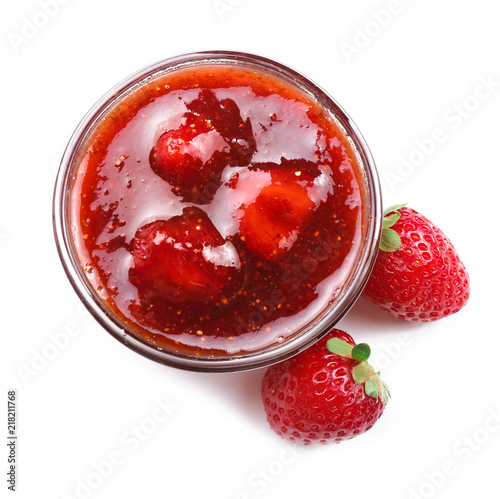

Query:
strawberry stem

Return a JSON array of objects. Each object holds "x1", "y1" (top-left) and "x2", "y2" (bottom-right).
[{"x1": 327, "y1": 338, "x2": 390, "y2": 404}]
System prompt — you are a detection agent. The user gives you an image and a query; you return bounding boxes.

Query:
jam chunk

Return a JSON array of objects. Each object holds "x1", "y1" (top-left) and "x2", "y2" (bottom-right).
[
  {"x1": 149, "y1": 90, "x2": 256, "y2": 203},
  {"x1": 236, "y1": 168, "x2": 315, "y2": 261},
  {"x1": 129, "y1": 207, "x2": 242, "y2": 303}
]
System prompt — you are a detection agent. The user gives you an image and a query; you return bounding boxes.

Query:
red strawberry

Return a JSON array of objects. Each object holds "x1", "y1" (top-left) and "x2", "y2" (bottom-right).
[
  {"x1": 261, "y1": 329, "x2": 388, "y2": 445},
  {"x1": 129, "y1": 207, "x2": 241, "y2": 303},
  {"x1": 362, "y1": 205, "x2": 470, "y2": 321},
  {"x1": 238, "y1": 168, "x2": 315, "y2": 261}
]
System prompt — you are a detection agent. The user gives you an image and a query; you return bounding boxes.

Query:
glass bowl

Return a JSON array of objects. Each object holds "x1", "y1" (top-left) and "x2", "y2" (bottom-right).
[{"x1": 53, "y1": 51, "x2": 382, "y2": 372}]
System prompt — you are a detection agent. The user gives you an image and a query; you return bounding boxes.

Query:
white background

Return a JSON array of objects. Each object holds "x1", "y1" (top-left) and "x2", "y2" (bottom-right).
[{"x1": 2, "y1": 1, "x2": 499, "y2": 498}]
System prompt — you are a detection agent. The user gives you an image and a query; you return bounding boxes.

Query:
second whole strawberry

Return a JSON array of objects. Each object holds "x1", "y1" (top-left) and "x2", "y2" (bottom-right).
[
  {"x1": 363, "y1": 205, "x2": 470, "y2": 322},
  {"x1": 261, "y1": 328, "x2": 389, "y2": 445}
]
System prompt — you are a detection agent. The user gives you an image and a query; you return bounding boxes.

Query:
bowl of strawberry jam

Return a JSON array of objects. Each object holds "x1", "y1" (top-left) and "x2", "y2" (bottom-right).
[{"x1": 54, "y1": 51, "x2": 382, "y2": 372}]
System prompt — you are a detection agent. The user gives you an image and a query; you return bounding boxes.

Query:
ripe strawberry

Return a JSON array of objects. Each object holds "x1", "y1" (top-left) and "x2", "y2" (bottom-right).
[
  {"x1": 362, "y1": 205, "x2": 470, "y2": 321},
  {"x1": 237, "y1": 168, "x2": 315, "y2": 261},
  {"x1": 261, "y1": 329, "x2": 389, "y2": 445},
  {"x1": 129, "y1": 207, "x2": 241, "y2": 303}
]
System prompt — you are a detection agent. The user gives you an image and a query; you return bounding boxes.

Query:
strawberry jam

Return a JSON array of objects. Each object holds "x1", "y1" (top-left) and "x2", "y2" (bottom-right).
[{"x1": 69, "y1": 60, "x2": 367, "y2": 358}]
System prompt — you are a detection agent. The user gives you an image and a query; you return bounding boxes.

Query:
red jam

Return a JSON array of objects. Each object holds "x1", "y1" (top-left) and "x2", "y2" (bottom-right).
[{"x1": 70, "y1": 63, "x2": 365, "y2": 357}]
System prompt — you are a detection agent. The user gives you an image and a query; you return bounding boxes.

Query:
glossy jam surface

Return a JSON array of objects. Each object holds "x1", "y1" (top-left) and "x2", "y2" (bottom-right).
[{"x1": 71, "y1": 63, "x2": 365, "y2": 357}]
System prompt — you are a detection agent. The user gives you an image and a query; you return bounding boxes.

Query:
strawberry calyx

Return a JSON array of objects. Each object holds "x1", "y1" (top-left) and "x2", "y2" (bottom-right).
[
  {"x1": 379, "y1": 203, "x2": 407, "y2": 252},
  {"x1": 326, "y1": 338, "x2": 390, "y2": 404}
]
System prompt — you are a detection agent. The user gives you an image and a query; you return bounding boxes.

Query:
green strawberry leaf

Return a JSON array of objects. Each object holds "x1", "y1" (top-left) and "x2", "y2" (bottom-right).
[
  {"x1": 383, "y1": 203, "x2": 407, "y2": 217},
  {"x1": 352, "y1": 362, "x2": 374, "y2": 383},
  {"x1": 380, "y1": 228, "x2": 401, "y2": 252},
  {"x1": 365, "y1": 378, "x2": 379, "y2": 399},
  {"x1": 329, "y1": 338, "x2": 390, "y2": 404},
  {"x1": 382, "y1": 211, "x2": 401, "y2": 229},
  {"x1": 351, "y1": 343, "x2": 371, "y2": 363},
  {"x1": 382, "y1": 380, "x2": 391, "y2": 399},
  {"x1": 327, "y1": 338, "x2": 353, "y2": 357},
  {"x1": 380, "y1": 383, "x2": 389, "y2": 404}
]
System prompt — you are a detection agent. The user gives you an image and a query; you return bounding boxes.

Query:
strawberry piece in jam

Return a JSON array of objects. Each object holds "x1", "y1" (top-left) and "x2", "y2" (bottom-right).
[
  {"x1": 149, "y1": 118, "x2": 226, "y2": 203},
  {"x1": 237, "y1": 168, "x2": 315, "y2": 261},
  {"x1": 129, "y1": 208, "x2": 241, "y2": 303},
  {"x1": 149, "y1": 90, "x2": 256, "y2": 203}
]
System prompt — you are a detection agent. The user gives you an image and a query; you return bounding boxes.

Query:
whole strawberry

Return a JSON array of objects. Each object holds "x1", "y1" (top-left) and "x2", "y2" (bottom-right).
[
  {"x1": 362, "y1": 204, "x2": 470, "y2": 322},
  {"x1": 261, "y1": 329, "x2": 389, "y2": 445}
]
